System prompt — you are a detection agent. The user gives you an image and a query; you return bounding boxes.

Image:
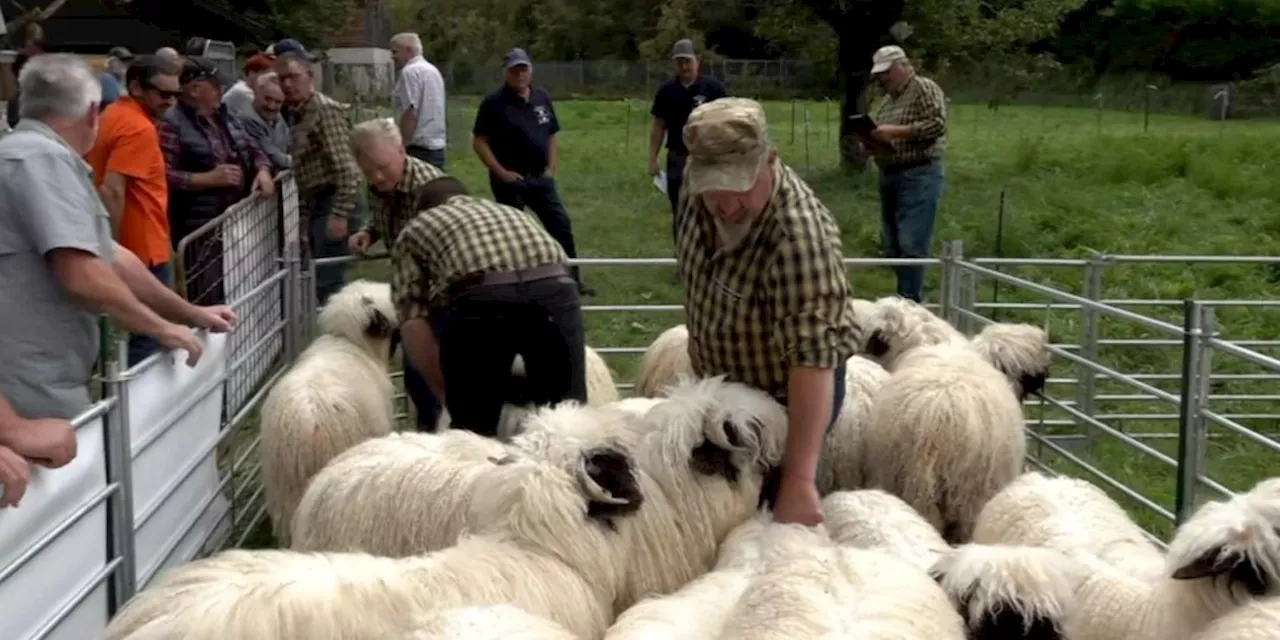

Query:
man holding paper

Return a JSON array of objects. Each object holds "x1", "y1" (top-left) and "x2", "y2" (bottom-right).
[{"x1": 861, "y1": 45, "x2": 948, "y2": 303}]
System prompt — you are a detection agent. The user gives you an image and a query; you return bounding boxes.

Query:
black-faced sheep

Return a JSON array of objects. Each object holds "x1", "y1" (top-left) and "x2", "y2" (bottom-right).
[
  {"x1": 969, "y1": 322, "x2": 1052, "y2": 400},
  {"x1": 258, "y1": 279, "x2": 399, "y2": 546},
  {"x1": 634, "y1": 324, "x2": 695, "y2": 398}
]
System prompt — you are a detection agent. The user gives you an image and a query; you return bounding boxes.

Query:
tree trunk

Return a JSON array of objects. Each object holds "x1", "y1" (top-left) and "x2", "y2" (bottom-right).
[{"x1": 837, "y1": 31, "x2": 877, "y2": 171}]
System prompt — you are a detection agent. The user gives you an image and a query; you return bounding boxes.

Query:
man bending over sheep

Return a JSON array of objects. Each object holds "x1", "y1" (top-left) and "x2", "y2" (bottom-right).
[
  {"x1": 390, "y1": 175, "x2": 586, "y2": 437},
  {"x1": 675, "y1": 97, "x2": 860, "y2": 525}
]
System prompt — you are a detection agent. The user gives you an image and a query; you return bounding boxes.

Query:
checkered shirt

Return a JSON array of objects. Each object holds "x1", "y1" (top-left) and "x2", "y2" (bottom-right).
[
  {"x1": 675, "y1": 161, "x2": 860, "y2": 404},
  {"x1": 360, "y1": 155, "x2": 448, "y2": 247},
  {"x1": 288, "y1": 91, "x2": 361, "y2": 218},
  {"x1": 390, "y1": 195, "x2": 569, "y2": 321},
  {"x1": 870, "y1": 72, "x2": 948, "y2": 168}
]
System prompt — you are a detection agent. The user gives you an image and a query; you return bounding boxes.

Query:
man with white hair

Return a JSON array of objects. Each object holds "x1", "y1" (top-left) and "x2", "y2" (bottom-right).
[
  {"x1": 239, "y1": 72, "x2": 293, "y2": 171},
  {"x1": 676, "y1": 97, "x2": 859, "y2": 526},
  {"x1": 390, "y1": 32, "x2": 447, "y2": 169},
  {"x1": 0, "y1": 54, "x2": 235, "y2": 453},
  {"x1": 348, "y1": 117, "x2": 446, "y2": 430},
  {"x1": 864, "y1": 45, "x2": 947, "y2": 303},
  {"x1": 155, "y1": 47, "x2": 182, "y2": 65}
]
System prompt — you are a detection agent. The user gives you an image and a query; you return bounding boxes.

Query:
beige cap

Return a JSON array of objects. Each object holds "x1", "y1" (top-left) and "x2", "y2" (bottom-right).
[
  {"x1": 682, "y1": 97, "x2": 771, "y2": 195},
  {"x1": 871, "y1": 45, "x2": 907, "y2": 74}
]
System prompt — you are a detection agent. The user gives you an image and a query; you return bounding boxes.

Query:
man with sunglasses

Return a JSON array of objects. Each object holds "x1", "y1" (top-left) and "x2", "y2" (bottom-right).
[{"x1": 86, "y1": 54, "x2": 186, "y2": 365}]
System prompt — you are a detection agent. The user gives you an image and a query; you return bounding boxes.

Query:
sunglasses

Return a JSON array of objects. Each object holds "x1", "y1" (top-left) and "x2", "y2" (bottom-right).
[{"x1": 141, "y1": 80, "x2": 181, "y2": 99}]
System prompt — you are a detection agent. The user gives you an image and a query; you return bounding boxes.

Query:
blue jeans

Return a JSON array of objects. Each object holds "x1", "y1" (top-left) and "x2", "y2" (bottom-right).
[
  {"x1": 305, "y1": 187, "x2": 363, "y2": 307},
  {"x1": 401, "y1": 310, "x2": 450, "y2": 432},
  {"x1": 665, "y1": 152, "x2": 687, "y2": 244},
  {"x1": 406, "y1": 145, "x2": 446, "y2": 169},
  {"x1": 878, "y1": 161, "x2": 945, "y2": 302},
  {"x1": 759, "y1": 359, "x2": 848, "y2": 508},
  {"x1": 128, "y1": 261, "x2": 174, "y2": 367}
]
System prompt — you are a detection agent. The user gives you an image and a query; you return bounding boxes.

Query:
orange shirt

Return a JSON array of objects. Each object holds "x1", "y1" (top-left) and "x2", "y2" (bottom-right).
[{"x1": 86, "y1": 97, "x2": 171, "y2": 266}]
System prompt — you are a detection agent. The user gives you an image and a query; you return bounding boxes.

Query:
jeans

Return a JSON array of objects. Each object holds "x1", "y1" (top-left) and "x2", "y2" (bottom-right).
[
  {"x1": 304, "y1": 187, "x2": 358, "y2": 307},
  {"x1": 878, "y1": 160, "x2": 945, "y2": 302},
  {"x1": 407, "y1": 145, "x2": 446, "y2": 169},
  {"x1": 128, "y1": 261, "x2": 174, "y2": 367},
  {"x1": 759, "y1": 358, "x2": 849, "y2": 509},
  {"x1": 401, "y1": 310, "x2": 449, "y2": 431},
  {"x1": 665, "y1": 152, "x2": 687, "y2": 244},
  {"x1": 489, "y1": 175, "x2": 584, "y2": 284},
  {"x1": 437, "y1": 274, "x2": 586, "y2": 437}
]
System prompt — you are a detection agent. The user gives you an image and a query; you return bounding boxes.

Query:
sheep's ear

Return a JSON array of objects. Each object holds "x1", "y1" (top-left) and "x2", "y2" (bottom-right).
[
  {"x1": 693, "y1": 418, "x2": 756, "y2": 482},
  {"x1": 1019, "y1": 371, "x2": 1048, "y2": 398},
  {"x1": 1171, "y1": 547, "x2": 1240, "y2": 580},
  {"x1": 866, "y1": 330, "x2": 890, "y2": 357},
  {"x1": 365, "y1": 308, "x2": 394, "y2": 339},
  {"x1": 578, "y1": 446, "x2": 643, "y2": 528}
]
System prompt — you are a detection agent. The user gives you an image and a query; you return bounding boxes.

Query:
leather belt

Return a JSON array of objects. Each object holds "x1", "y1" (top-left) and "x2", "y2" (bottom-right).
[{"x1": 448, "y1": 263, "x2": 569, "y2": 296}]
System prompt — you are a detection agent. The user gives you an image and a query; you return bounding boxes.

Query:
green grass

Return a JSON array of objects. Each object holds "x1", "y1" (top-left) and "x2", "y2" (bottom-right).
[{"x1": 281, "y1": 97, "x2": 1280, "y2": 544}]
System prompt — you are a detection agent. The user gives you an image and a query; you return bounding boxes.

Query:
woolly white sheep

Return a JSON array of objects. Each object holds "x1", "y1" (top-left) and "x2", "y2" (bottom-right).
[
  {"x1": 634, "y1": 324, "x2": 694, "y2": 398},
  {"x1": 821, "y1": 489, "x2": 951, "y2": 571},
  {"x1": 401, "y1": 605, "x2": 580, "y2": 639},
  {"x1": 859, "y1": 295, "x2": 968, "y2": 371},
  {"x1": 258, "y1": 279, "x2": 399, "y2": 545},
  {"x1": 717, "y1": 522, "x2": 966, "y2": 639},
  {"x1": 1189, "y1": 596, "x2": 1280, "y2": 639},
  {"x1": 816, "y1": 356, "x2": 891, "y2": 495},
  {"x1": 969, "y1": 322, "x2": 1052, "y2": 400},
  {"x1": 971, "y1": 471, "x2": 1167, "y2": 581}
]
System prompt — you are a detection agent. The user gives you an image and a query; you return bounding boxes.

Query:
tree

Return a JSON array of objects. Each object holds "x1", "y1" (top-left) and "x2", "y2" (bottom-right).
[{"x1": 638, "y1": 0, "x2": 709, "y2": 62}]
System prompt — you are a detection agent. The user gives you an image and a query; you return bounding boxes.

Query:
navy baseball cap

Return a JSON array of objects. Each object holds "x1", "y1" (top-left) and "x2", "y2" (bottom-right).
[
  {"x1": 273, "y1": 38, "x2": 314, "y2": 61},
  {"x1": 180, "y1": 56, "x2": 229, "y2": 89},
  {"x1": 503, "y1": 48, "x2": 532, "y2": 69}
]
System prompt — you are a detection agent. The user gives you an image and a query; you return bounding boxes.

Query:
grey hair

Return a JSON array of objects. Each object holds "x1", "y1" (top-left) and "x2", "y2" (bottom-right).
[
  {"x1": 390, "y1": 32, "x2": 423, "y2": 54},
  {"x1": 255, "y1": 72, "x2": 280, "y2": 90},
  {"x1": 18, "y1": 53, "x2": 103, "y2": 120},
  {"x1": 349, "y1": 117, "x2": 403, "y2": 156}
]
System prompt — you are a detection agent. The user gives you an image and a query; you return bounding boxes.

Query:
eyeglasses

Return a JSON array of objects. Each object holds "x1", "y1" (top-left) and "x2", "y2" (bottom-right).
[{"x1": 141, "y1": 80, "x2": 181, "y2": 100}]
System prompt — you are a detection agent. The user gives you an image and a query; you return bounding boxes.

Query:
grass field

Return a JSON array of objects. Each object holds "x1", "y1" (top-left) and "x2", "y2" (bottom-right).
[{"x1": 237, "y1": 96, "x2": 1280, "y2": 545}]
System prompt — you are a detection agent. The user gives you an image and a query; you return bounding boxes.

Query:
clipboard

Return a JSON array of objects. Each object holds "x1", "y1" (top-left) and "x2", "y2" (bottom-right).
[{"x1": 849, "y1": 113, "x2": 893, "y2": 154}]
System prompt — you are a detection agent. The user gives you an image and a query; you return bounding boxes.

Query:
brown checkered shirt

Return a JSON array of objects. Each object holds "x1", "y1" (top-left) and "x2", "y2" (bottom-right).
[
  {"x1": 676, "y1": 161, "x2": 860, "y2": 404},
  {"x1": 288, "y1": 91, "x2": 361, "y2": 218},
  {"x1": 359, "y1": 155, "x2": 447, "y2": 247},
  {"x1": 390, "y1": 195, "x2": 569, "y2": 321},
  {"x1": 870, "y1": 72, "x2": 948, "y2": 168}
]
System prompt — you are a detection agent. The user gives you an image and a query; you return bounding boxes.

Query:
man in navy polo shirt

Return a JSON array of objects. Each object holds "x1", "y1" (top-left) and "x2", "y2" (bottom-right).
[
  {"x1": 647, "y1": 39, "x2": 727, "y2": 241},
  {"x1": 472, "y1": 48, "x2": 593, "y2": 296}
]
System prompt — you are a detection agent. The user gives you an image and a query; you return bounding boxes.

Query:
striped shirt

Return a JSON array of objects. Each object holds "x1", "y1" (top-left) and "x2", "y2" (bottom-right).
[
  {"x1": 676, "y1": 161, "x2": 859, "y2": 403},
  {"x1": 360, "y1": 155, "x2": 447, "y2": 246},
  {"x1": 870, "y1": 72, "x2": 948, "y2": 168},
  {"x1": 287, "y1": 91, "x2": 361, "y2": 218},
  {"x1": 390, "y1": 195, "x2": 569, "y2": 321}
]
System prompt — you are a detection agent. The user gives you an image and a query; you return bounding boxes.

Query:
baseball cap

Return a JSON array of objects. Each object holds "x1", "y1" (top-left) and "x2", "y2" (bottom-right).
[
  {"x1": 682, "y1": 97, "x2": 772, "y2": 195},
  {"x1": 503, "y1": 48, "x2": 532, "y2": 69},
  {"x1": 274, "y1": 38, "x2": 314, "y2": 61},
  {"x1": 180, "y1": 56, "x2": 229, "y2": 89},
  {"x1": 244, "y1": 54, "x2": 274, "y2": 74},
  {"x1": 671, "y1": 39, "x2": 696, "y2": 60},
  {"x1": 871, "y1": 45, "x2": 907, "y2": 74},
  {"x1": 107, "y1": 46, "x2": 134, "y2": 61}
]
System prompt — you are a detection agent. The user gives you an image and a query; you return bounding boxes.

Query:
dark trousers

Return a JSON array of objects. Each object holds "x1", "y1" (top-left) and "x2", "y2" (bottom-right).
[
  {"x1": 437, "y1": 273, "x2": 586, "y2": 437},
  {"x1": 303, "y1": 187, "x2": 355, "y2": 307},
  {"x1": 407, "y1": 145, "x2": 446, "y2": 169},
  {"x1": 128, "y1": 261, "x2": 174, "y2": 367},
  {"x1": 878, "y1": 160, "x2": 945, "y2": 303},
  {"x1": 401, "y1": 310, "x2": 449, "y2": 431},
  {"x1": 179, "y1": 230, "x2": 225, "y2": 307},
  {"x1": 489, "y1": 175, "x2": 583, "y2": 283},
  {"x1": 665, "y1": 152, "x2": 687, "y2": 244},
  {"x1": 759, "y1": 358, "x2": 849, "y2": 508}
]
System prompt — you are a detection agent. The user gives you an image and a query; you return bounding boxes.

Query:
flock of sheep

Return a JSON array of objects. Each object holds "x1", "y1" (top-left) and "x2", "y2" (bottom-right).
[{"x1": 101, "y1": 280, "x2": 1280, "y2": 639}]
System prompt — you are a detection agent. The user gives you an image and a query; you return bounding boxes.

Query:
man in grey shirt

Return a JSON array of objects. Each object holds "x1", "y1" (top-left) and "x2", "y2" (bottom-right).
[
  {"x1": 0, "y1": 54, "x2": 237, "y2": 427},
  {"x1": 390, "y1": 32, "x2": 447, "y2": 168},
  {"x1": 238, "y1": 72, "x2": 292, "y2": 171}
]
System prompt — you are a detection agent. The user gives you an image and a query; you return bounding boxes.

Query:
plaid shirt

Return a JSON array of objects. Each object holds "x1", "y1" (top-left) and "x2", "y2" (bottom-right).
[
  {"x1": 676, "y1": 161, "x2": 859, "y2": 404},
  {"x1": 287, "y1": 91, "x2": 360, "y2": 218},
  {"x1": 870, "y1": 72, "x2": 948, "y2": 168},
  {"x1": 359, "y1": 155, "x2": 447, "y2": 246},
  {"x1": 158, "y1": 104, "x2": 269, "y2": 192},
  {"x1": 390, "y1": 195, "x2": 569, "y2": 321}
]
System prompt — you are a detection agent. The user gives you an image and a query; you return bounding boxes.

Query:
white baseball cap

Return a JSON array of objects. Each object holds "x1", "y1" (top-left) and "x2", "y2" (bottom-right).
[{"x1": 871, "y1": 45, "x2": 907, "y2": 74}]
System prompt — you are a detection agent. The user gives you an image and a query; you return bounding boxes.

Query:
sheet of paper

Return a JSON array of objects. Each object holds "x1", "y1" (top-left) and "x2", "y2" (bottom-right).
[{"x1": 653, "y1": 170, "x2": 667, "y2": 195}]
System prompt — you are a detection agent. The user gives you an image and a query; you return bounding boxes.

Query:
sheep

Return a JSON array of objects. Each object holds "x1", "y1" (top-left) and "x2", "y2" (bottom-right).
[
  {"x1": 718, "y1": 522, "x2": 966, "y2": 639},
  {"x1": 401, "y1": 605, "x2": 580, "y2": 639},
  {"x1": 971, "y1": 471, "x2": 1167, "y2": 581},
  {"x1": 816, "y1": 355, "x2": 891, "y2": 495},
  {"x1": 858, "y1": 295, "x2": 968, "y2": 371},
  {"x1": 634, "y1": 324, "x2": 695, "y2": 398},
  {"x1": 258, "y1": 279, "x2": 398, "y2": 546},
  {"x1": 822, "y1": 489, "x2": 951, "y2": 571},
  {"x1": 970, "y1": 322, "x2": 1052, "y2": 400},
  {"x1": 604, "y1": 515, "x2": 766, "y2": 640},
  {"x1": 1189, "y1": 596, "x2": 1280, "y2": 639},
  {"x1": 849, "y1": 297, "x2": 876, "y2": 326},
  {"x1": 859, "y1": 338, "x2": 1026, "y2": 544}
]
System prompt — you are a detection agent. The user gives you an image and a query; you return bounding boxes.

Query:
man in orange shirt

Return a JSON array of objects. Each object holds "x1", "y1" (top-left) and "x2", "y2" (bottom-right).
[{"x1": 87, "y1": 54, "x2": 184, "y2": 365}]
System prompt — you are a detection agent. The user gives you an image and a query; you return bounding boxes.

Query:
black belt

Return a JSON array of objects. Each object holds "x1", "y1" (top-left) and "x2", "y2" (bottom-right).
[
  {"x1": 448, "y1": 263, "x2": 569, "y2": 296},
  {"x1": 880, "y1": 158, "x2": 936, "y2": 174}
]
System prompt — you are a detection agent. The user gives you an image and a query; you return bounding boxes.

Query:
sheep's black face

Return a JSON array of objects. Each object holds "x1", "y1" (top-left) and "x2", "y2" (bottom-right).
[
  {"x1": 928, "y1": 568, "x2": 1064, "y2": 640},
  {"x1": 866, "y1": 330, "x2": 890, "y2": 358},
  {"x1": 1171, "y1": 546, "x2": 1273, "y2": 597},
  {"x1": 1018, "y1": 371, "x2": 1048, "y2": 400},
  {"x1": 583, "y1": 446, "x2": 643, "y2": 529},
  {"x1": 690, "y1": 418, "x2": 756, "y2": 483},
  {"x1": 757, "y1": 465, "x2": 783, "y2": 510},
  {"x1": 360, "y1": 295, "x2": 394, "y2": 339}
]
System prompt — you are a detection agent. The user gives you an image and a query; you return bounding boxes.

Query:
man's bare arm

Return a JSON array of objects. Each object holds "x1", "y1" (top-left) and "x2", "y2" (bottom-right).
[
  {"x1": 48, "y1": 248, "x2": 176, "y2": 338},
  {"x1": 401, "y1": 317, "x2": 445, "y2": 402},
  {"x1": 111, "y1": 242, "x2": 203, "y2": 326},
  {"x1": 781, "y1": 366, "x2": 835, "y2": 483},
  {"x1": 472, "y1": 135, "x2": 509, "y2": 176},
  {"x1": 399, "y1": 106, "x2": 419, "y2": 145},
  {"x1": 648, "y1": 118, "x2": 666, "y2": 167},
  {"x1": 100, "y1": 172, "x2": 127, "y2": 234}
]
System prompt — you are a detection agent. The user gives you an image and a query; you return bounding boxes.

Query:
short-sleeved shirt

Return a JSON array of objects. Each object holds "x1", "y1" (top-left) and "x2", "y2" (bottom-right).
[
  {"x1": 222, "y1": 80, "x2": 255, "y2": 120},
  {"x1": 394, "y1": 56, "x2": 448, "y2": 151},
  {"x1": 0, "y1": 120, "x2": 116, "y2": 420},
  {"x1": 675, "y1": 161, "x2": 859, "y2": 404},
  {"x1": 360, "y1": 154, "x2": 447, "y2": 247},
  {"x1": 86, "y1": 96, "x2": 171, "y2": 266},
  {"x1": 471, "y1": 86, "x2": 560, "y2": 177},
  {"x1": 870, "y1": 73, "x2": 948, "y2": 168},
  {"x1": 650, "y1": 75, "x2": 728, "y2": 155},
  {"x1": 390, "y1": 195, "x2": 569, "y2": 322}
]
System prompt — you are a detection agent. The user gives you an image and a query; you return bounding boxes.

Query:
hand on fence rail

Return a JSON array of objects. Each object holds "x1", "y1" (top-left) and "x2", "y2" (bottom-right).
[
  {"x1": 188, "y1": 305, "x2": 238, "y2": 334},
  {"x1": 0, "y1": 417, "x2": 78, "y2": 470},
  {"x1": 0, "y1": 446, "x2": 30, "y2": 507}
]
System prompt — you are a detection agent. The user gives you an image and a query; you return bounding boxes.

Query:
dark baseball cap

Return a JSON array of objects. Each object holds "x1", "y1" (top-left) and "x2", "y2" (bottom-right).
[
  {"x1": 503, "y1": 48, "x2": 532, "y2": 69},
  {"x1": 180, "y1": 56, "x2": 229, "y2": 88},
  {"x1": 107, "y1": 46, "x2": 134, "y2": 61},
  {"x1": 671, "y1": 39, "x2": 696, "y2": 60},
  {"x1": 273, "y1": 38, "x2": 314, "y2": 61}
]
